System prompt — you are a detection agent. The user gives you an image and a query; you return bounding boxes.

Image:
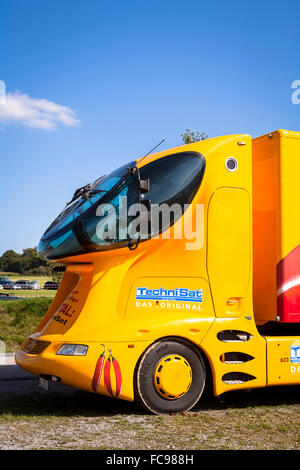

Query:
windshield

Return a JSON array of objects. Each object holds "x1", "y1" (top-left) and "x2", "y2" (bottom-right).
[
  {"x1": 38, "y1": 152, "x2": 205, "y2": 260},
  {"x1": 44, "y1": 161, "x2": 135, "y2": 238}
]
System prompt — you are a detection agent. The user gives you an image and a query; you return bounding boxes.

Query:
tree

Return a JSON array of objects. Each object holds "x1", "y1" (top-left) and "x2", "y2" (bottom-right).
[
  {"x1": 0, "y1": 247, "x2": 53, "y2": 275},
  {"x1": 0, "y1": 250, "x2": 20, "y2": 272},
  {"x1": 52, "y1": 269, "x2": 63, "y2": 283},
  {"x1": 181, "y1": 129, "x2": 208, "y2": 145}
]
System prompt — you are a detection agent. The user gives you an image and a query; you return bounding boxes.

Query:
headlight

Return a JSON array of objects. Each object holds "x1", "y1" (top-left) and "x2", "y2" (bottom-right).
[{"x1": 56, "y1": 344, "x2": 88, "y2": 356}]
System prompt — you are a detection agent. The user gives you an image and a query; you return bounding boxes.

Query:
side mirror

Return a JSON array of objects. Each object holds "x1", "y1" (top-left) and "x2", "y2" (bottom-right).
[{"x1": 139, "y1": 178, "x2": 150, "y2": 193}]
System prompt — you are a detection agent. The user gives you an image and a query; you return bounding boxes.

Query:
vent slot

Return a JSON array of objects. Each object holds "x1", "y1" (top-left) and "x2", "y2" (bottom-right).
[
  {"x1": 222, "y1": 372, "x2": 256, "y2": 384},
  {"x1": 217, "y1": 330, "x2": 252, "y2": 343},
  {"x1": 22, "y1": 339, "x2": 50, "y2": 355},
  {"x1": 220, "y1": 352, "x2": 254, "y2": 364}
]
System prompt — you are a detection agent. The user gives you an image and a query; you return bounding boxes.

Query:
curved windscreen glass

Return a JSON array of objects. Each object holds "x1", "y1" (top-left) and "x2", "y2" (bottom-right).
[
  {"x1": 38, "y1": 152, "x2": 205, "y2": 260},
  {"x1": 43, "y1": 162, "x2": 134, "y2": 239}
]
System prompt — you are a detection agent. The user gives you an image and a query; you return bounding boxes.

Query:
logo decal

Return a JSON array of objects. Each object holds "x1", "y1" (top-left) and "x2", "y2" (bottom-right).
[
  {"x1": 135, "y1": 287, "x2": 203, "y2": 311},
  {"x1": 291, "y1": 344, "x2": 300, "y2": 364},
  {"x1": 136, "y1": 287, "x2": 203, "y2": 303},
  {"x1": 290, "y1": 342, "x2": 300, "y2": 374}
]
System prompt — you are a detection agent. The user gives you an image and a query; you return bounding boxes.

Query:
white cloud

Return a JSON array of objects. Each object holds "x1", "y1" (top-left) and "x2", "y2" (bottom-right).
[{"x1": 0, "y1": 91, "x2": 80, "y2": 130}]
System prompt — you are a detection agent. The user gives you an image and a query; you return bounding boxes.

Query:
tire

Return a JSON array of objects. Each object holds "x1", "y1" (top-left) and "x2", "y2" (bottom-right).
[{"x1": 135, "y1": 340, "x2": 206, "y2": 414}]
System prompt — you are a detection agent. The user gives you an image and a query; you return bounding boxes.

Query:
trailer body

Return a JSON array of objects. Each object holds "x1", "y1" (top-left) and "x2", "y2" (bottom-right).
[{"x1": 253, "y1": 130, "x2": 300, "y2": 324}]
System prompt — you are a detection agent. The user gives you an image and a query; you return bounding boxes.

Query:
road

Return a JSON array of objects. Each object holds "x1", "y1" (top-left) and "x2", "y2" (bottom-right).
[{"x1": 0, "y1": 356, "x2": 77, "y2": 396}]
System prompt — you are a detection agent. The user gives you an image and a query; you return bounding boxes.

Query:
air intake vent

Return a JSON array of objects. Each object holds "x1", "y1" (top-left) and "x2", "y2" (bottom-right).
[
  {"x1": 222, "y1": 372, "x2": 256, "y2": 384},
  {"x1": 220, "y1": 352, "x2": 254, "y2": 364},
  {"x1": 217, "y1": 330, "x2": 252, "y2": 342},
  {"x1": 23, "y1": 339, "x2": 50, "y2": 355}
]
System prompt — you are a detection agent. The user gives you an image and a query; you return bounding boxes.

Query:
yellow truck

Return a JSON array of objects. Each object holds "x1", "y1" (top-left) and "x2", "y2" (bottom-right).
[{"x1": 16, "y1": 129, "x2": 300, "y2": 414}]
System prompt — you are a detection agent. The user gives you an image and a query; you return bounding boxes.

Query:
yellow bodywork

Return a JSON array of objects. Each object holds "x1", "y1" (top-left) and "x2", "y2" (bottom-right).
[{"x1": 16, "y1": 131, "x2": 300, "y2": 405}]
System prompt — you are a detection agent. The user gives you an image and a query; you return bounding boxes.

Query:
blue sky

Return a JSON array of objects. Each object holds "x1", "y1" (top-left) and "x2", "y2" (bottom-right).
[{"x1": 0, "y1": 0, "x2": 299, "y2": 255}]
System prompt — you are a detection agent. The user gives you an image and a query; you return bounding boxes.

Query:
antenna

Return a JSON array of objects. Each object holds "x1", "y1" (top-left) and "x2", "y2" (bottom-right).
[{"x1": 138, "y1": 139, "x2": 166, "y2": 165}]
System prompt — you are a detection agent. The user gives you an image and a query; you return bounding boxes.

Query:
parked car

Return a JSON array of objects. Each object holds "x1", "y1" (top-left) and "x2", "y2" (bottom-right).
[
  {"x1": 0, "y1": 284, "x2": 3, "y2": 290},
  {"x1": 44, "y1": 281, "x2": 59, "y2": 290},
  {"x1": 15, "y1": 280, "x2": 32, "y2": 289},
  {"x1": 0, "y1": 277, "x2": 10, "y2": 285},
  {"x1": 0, "y1": 280, "x2": 13, "y2": 288},
  {"x1": 3, "y1": 282, "x2": 21, "y2": 290},
  {"x1": 28, "y1": 281, "x2": 41, "y2": 290}
]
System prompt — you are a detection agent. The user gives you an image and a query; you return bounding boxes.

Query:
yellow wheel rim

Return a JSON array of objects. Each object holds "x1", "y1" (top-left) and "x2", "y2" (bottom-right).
[{"x1": 154, "y1": 354, "x2": 192, "y2": 400}]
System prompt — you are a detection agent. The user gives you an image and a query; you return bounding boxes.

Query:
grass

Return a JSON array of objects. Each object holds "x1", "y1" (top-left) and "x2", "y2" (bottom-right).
[
  {"x1": 0, "y1": 298, "x2": 53, "y2": 351},
  {"x1": 0, "y1": 386, "x2": 300, "y2": 449},
  {"x1": 0, "y1": 289, "x2": 56, "y2": 298}
]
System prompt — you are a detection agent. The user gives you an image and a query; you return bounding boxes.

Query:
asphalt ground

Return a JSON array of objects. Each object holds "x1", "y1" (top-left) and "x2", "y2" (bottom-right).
[{"x1": 0, "y1": 355, "x2": 77, "y2": 396}]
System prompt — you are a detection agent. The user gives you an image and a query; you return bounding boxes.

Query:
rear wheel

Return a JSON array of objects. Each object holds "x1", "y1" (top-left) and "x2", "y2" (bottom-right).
[{"x1": 135, "y1": 340, "x2": 206, "y2": 414}]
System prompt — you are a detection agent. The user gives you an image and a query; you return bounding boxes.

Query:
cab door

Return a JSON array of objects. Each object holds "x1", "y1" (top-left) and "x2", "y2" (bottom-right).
[{"x1": 207, "y1": 187, "x2": 252, "y2": 317}]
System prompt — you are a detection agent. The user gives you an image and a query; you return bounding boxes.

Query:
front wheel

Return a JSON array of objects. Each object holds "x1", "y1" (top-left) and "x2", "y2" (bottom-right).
[{"x1": 135, "y1": 340, "x2": 206, "y2": 414}]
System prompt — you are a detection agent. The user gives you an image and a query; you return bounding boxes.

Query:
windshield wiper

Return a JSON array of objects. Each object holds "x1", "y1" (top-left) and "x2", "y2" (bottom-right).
[
  {"x1": 66, "y1": 183, "x2": 93, "y2": 205},
  {"x1": 66, "y1": 175, "x2": 106, "y2": 206}
]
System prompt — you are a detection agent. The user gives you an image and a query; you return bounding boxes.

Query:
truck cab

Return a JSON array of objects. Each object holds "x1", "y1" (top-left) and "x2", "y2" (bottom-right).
[{"x1": 16, "y1": 130, "x2": 300, "y2": 414}]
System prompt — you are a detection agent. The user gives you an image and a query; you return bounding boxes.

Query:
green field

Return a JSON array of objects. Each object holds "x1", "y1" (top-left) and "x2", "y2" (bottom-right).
[
  {"x1": 0, "y1": 298, "x2": 53, "y2": 351},
  {"x1": 0, "y1": 289, "x2": 55, "y2": 298},
  {"x1": 0, "y1": 274, "x2": 56, "y2": 351},
  {"x1": 0, "y1": 274, "x2": 57, "y2": 351}
]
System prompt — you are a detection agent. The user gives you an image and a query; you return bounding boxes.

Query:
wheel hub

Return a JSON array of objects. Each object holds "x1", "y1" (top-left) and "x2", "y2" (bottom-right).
[{"x1": 154, "y1": 354, "x2": 192, "y2": 399}]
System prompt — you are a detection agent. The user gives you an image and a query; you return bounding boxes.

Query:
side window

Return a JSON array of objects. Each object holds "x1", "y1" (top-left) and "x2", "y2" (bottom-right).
[
  {"x1": 140, "y1": 152, "x2": 205, "y2": 206},
  {"x1": 140, "y1": 152, "x2": 205, "y2": 236},
  {"x1": 82, "y1": 152, "x2": 205, "y2": 247}
]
